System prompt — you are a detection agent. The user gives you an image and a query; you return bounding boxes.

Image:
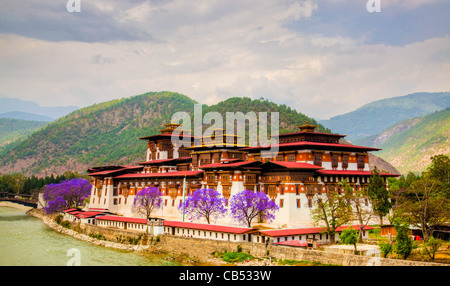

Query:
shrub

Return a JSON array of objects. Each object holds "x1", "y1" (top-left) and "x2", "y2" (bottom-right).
[
  {"x1": 378, "y1": 242, "x2": 393, "y2": 258},
  {"x1": 220, "y1": 252, "x2": 254, "y2": 263}
]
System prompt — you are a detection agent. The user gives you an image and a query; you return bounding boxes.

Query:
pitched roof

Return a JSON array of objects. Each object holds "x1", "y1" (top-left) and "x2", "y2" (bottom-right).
[
  {"x1": 316, "y1": 170, "x2": 399, "y2": 177},
  {"x1": 114, "y1": 170, "x2": 203, "y2": 179},
  {"x1": 138, "y1": 157, "x2": 191, "y2": 166},
  {"x1": 274, "y1": 240, "x2": 321, "y2": 247},
  {"x1": 199, "y1": 160, "x2": 260, "y2": 169},
  {"x1": 88, "y1": 165, "x2": 143, "y2": 176},
  {"x1": 164, "y1": 221, "x2": 254, "y2": 234},
  {"x1": 262, "y1": 161, "x2": 323, "y2": 170},
  {"x1": 79, "y1": 211, "x2": 105, "y2": 218},
  {"x1": 95, "y1": 215, "x2": 147, "y2": 224},
  {"x1": 240, "y1": 141, "x2": 381, "y2": 152},
  {"x1": 260, "y1": 225, "x2": 375, "y2": 237}
]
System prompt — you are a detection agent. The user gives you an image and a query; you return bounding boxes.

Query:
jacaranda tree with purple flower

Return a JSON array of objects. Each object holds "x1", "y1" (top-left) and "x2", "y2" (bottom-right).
[
  {"x1": 43, "y1": 178, "x2": 91, "y2": 214},
  {"x1": 178, "y1": 188, "x2": 227, "y2": 224},
  {"x1": 230, "y1": 190, "x2": 279, "y2": 227},
  {"x1": 132, "y1": 187, "x2": 163, "y2": 220}
]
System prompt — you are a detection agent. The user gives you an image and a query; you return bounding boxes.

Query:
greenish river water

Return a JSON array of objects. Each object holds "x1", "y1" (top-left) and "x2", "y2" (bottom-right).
[{"x1": 0, "y1": 206, "x2": 179, "y2": 266}]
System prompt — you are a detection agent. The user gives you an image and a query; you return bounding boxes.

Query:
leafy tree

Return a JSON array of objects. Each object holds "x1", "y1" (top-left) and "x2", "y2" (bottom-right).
[
  {"x1": 378, "y1": 241, "x2": 393, "y2": 258},
  {"x1": 45, "y1": 196, "x2": 68, "y2": 214},
  {"x1": 230, "y1": 190, "x2": 279, "y2": 227},
  {"x1": 132, "y1": 186, "x2": 163, "y2": 220},
  {"x1": 178, "y1": 188, "x2": 226, "y2": 224},
  {"x1": 393, "y1": 219, "x2": 416, "y2": 260},
  {"x1": 367, "y1": 167, "x2": 392, "y2": 225},
  {"x1": 341, "y1": 179, "x2": 373, "y2": 243},
  {"x1": 339, "y1": 226, "x2": 358, "y2": 254},
  {"x1": 311, "y1": 185, "x2": 352, "y2": 244},
  {"x1": 426, "y1": 154, "x2": 450, "y2": 197},
  {"x1": 422, "y1": 236, "x2": 443, "y2": 261},
  {"x1": 42, "y1": 178, "x2": 91, "y2": 213},
  {"x1": 394, "y1": 176, "x2": 450, "y2": 241}
]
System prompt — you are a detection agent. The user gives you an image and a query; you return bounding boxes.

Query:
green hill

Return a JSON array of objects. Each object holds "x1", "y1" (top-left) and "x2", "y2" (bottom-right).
[
  {"x1": 319, "y1": 92, "x2": 450, "y2": 142},
  {"x1": 373, "y1": 108, "x2": 450, "y2": 174},
  {"x1": 0, "y1": 91, "x2": 329, "y2": 176},
  {"x1": 0, "y1": 118, "x2": 48, "y2": 147}
]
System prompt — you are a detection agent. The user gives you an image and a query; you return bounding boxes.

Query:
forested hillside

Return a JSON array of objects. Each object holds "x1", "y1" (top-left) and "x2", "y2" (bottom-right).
[{"x1": 0, "y1": 118, "x2": 48, "y2": 147}]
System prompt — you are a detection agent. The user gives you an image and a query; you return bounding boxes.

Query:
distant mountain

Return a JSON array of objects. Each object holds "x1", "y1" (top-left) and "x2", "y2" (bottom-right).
[
  {"x1": 373, "y1": 108, "x2": 450, "y2": 174},
  {"x1": 0, "y1": 97, "x2": 79, "y2": 120},
  {"x1": 0, "y1": 111, "x2": 54, "y2": 122},
  {"x1": 0, "y1": 91, "x2": 329, "y2": 176},
  {"x1": 0, "y1": 118, "x2": 48, "y2": 147},
  {"x1": 319, "y1": 92, "x2": 450, "y2": 142}
]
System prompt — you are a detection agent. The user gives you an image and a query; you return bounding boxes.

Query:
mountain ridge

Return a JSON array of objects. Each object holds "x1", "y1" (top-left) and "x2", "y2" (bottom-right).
[
  {"x1": 0, "y1": 91, "x2": 331, "y2": 176},
  {"x1": 319, "y1": 92, "x2": 450, "y2": 142}
]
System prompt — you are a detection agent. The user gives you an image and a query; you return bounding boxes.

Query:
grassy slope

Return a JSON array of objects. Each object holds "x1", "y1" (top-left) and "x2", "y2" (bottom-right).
[{"x1": 374, "y1": 108, "x2": 450, "y2": 174}]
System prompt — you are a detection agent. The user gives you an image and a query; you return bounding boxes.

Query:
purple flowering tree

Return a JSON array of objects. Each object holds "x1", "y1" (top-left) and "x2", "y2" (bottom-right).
[
  {"x1": 132, "y1": 187, "x2": 163, "y2": 220},
  {"x1": 230, "y1": 190, "x2": 279, "y2": 227},
  {"x1": 178, "y1": 188, "x2": 227, "y2": 224},
  {"x1": 43, "y1": 178, "x2": 91, "y2": 214}
]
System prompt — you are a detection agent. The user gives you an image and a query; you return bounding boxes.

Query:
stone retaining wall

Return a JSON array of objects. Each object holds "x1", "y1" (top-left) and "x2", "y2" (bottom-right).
[{"x1": 157, "y1": 235, "x2": 447, "y2": 266}]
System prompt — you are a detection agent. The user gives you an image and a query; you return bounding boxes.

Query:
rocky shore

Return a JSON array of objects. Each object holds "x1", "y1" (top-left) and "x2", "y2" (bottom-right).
[
  {"x1": 23, "y1": 207, "x2": 277, "y2": 266},
  {"x1": 26, "y1": 208, "x2": 152, "y2": 252}
]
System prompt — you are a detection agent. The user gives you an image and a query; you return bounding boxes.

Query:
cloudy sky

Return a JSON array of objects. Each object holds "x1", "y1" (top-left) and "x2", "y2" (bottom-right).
[{"x1": 0, "y1": 0, "x2": 449, "y2": 119}]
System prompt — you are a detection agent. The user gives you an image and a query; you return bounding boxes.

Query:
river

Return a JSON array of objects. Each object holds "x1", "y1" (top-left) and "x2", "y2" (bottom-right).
[{"x1": 0, "y1": 206, "x2": 180, "y2": 266}]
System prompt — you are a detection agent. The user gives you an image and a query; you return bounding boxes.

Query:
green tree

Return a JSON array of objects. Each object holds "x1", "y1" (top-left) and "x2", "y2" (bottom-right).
[
  {"x1": 312, "y1": 185, "x2": 353, "y2": 244},
  {"x1": 422, "y1": 236, "x2": 442, "y2": 261},
  {"x1": 339, "y1": 226, "x2": 358, "y2": 254},
  {"x1": 426, "y1": 154, "x2": 450, "y2": 197},
  {"x1": 341, "y1": 179, "x2": 373, "y2": 243},
  {"x1": 393, "y1": 219, "x2": 416, "y2": 260},
  {"x1": 395, "y1": 176, "x2": 450, "y2": 241},
  {"x1": 378, "y1": 241, "x2": 393, "y2": 258},
  {"x1": 367, "y1": 167, "x2": 392, "y2": 225}
]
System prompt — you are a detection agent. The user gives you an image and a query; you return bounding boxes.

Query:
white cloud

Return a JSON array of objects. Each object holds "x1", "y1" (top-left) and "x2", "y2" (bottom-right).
[{"x1": 0, "y1": 0, "x2": 448, "y2": 120}]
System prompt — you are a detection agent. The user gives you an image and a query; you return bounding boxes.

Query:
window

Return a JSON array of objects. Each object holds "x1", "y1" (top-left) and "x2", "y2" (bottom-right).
[
  {"x1": 313, "y1": 152, "x2": 322, "y2": 166},
  {"x1": 357, "y1": 155, "x2": 365, "y2": 170},
  {"x1": 308, "y1": 198, "x2": 312, "y2": 208},
  {"x1": 342, "y1": 154, "x2": 349, "y2": 169},
  {"x1": 287, "y1": 153, "x2": 296, "y2": 162},
  {"x1": 331, "y1": 154, "x2": 339, "y2": 169},
  {"x1": 297, "y1": 199, "x2": 301, "y2": 208},
  {"x1": 280, "y1": 199, "x2": 284, "y2": 208}
]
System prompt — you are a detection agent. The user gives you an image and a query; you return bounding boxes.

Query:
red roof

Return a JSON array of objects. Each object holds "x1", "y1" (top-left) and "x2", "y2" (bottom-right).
[
  {"x1": 260, "y1": 225, "x2": 375, "y2": 237},
  {"x1": 114, "y1": 170, "x2": 203, "y2": 179},
  {"x1": 89, "y1": 166, "x2": 143, "y2": 176},
  {"x1": 63, "y1": 208, "x2": 78, "y2": 213},
  {"x1": 263, "y1": 161, "x2": 323, "y2": 169},
  {"x1": 138, "y1": 134, "x2": 197, "y2": 140},
  {"x1": 96, "y1": 215, "x2": 147, "y2": 224},
  {"x1": 164, "y1": 221, "x2": 254, "y2": 234},
  {"x1": 240, "y1": 141, "x2": 380, "y2": 152},
  {"x1": 279, "y1": 131, "x2": 346, "y2": 138},
  {"x1": 199, "y1": 161, "x2": 259, "y2": 169},
  {"x1": 79, "y1": 211, "x2": 105, "y2": 218},
  {"x1": 316, "y1": 170, "x2": 399, "y2": 177},
  {"x1": 274, "y1": 240, "x2": 321, "y2": 247},
  {"x1": 139, "y1": 157, "x2": 191, "y2": 165}
]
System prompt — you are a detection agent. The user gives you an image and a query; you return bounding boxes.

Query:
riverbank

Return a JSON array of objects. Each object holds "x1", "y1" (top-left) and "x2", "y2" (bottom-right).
[
  {"x1": 0, "y1": 201, "x2": 34, "y2": 211},
  {"x1": 20, "y1": 205, "x2": 448, "y2": 266}
]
